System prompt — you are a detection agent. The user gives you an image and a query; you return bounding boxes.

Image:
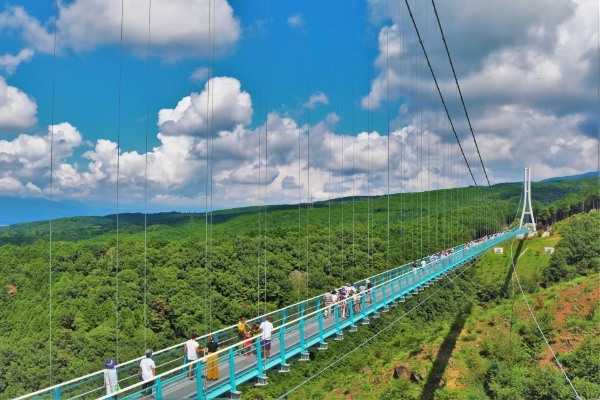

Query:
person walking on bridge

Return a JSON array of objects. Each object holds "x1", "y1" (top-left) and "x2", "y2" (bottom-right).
[
  {"x1": 183, "y1": 332, "x2": 201, "y2": 379},
  {"x1": 259, "y1": 315, "x2": 274, "y2": 359},
  {"x1": 140, "y1": 349, "x2": 156, "y2": 399},
  {"x1": 103, "y1": 358, "x2": 118, "y2": 399},
  {"x1": 205, "y1": 334, "x2": 220, "y2": 380}
]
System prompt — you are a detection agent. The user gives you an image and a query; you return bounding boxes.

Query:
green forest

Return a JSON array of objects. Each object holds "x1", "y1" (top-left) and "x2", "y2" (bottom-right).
[{"x1": 0, "y1": 177, "x2": 597, "y2": 398}]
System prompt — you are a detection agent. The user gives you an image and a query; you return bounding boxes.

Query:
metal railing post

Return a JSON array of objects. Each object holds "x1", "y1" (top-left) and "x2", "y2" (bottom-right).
[
  {"x1": 228, "y1": 348, "x2": 237, "y2": 393},
  {"x1": 155, "y1": 377, "x2": 163, "y2": 400},
  {"x1": 279, "y1": 326, "x2": 287, "y2": 364},
  {"x1": 334, "y1": 304, "x2": 341, "y2": 335},
  {"x1": 299, "y1": 318, "x2": 306, "y2": 354},
  {"x1": 256, "y1": 337, "x2": 264, "y2": 377},
  {"x1": 196, "y1": 362, "x2": 204, "y2": 400},
  {"x1": 318, "y1": 311, "x2": 325, "y2": 344}
]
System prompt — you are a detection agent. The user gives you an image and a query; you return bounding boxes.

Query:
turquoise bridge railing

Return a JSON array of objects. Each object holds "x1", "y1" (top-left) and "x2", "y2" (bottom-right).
[{"x1": 17, "y1": 229, "x2": 529, "y2": 400}]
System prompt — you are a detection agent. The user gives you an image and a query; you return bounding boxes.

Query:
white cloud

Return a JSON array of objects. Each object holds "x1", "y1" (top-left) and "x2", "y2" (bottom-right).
[
  {"x1": 0, "y1": 76, "x2": 37, "y2": 131},
  {"x1": 158, "y1": 76, "x2": 253, "y2": 136},
  {"x1": 361, "y1": 23, "x2": 403, "y2": 110},
  {"x1": 363, "y1": 0, "x2": 597, "y2": 184},
  {"x1": 0, "y1": 48, "x2": 34, "y2": 75},
  {"x1": 190, "y1": 67, "x2": 211, "y2": 83},
  {"x1": 287, "y1": 13, "x2": 304, "y2": 30},
  {"x1": 0, "y1": 0, "x2": 241, "y2": 60},
  {"x1": 0, "y1": 122, "x2": 83, "y2": 197},
  {"x1": 304, "y1": 91, "x2": 329, "y2": 109},
  {"x1": 0, "y1": 6, "x2": 54, "y2": 53}
]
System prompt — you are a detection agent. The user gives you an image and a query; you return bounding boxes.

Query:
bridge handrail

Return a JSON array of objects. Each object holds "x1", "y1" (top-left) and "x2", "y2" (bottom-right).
[
  {"x1": 99, "y1": 230, "x2": 523, "y2": 400},
  {"x1": 17, "y1": 230, "x2": 523, "y2": 399}
]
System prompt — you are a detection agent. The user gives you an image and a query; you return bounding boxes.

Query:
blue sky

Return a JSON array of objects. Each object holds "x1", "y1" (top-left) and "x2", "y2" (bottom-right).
[{"x1": 0, "y1": 0, "x2": 597, "y2": 224}]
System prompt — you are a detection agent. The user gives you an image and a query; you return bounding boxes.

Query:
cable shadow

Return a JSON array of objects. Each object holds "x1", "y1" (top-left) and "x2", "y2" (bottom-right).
[
  {"x1": 501, "y1": 239, "x2": 525, "y2": 296},
  {"x1": 420, "y1": 306, "x2": 471, "y2": 400}
]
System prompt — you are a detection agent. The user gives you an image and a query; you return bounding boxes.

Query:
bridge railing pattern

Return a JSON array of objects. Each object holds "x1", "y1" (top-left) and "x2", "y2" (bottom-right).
[{"x1": 19, "y1": 230, "x2": 528, "y2": 400}]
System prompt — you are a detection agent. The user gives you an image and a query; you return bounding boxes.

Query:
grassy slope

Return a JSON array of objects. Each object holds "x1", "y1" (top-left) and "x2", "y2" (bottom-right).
[{"x1": 238, "y1": 233, "x2": 599, "y2": 400}]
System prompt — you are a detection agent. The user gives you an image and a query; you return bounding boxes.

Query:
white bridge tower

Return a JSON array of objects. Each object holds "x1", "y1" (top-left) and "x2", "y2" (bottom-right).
[{"x1": 518, "y1": 166, "x2": 536, "y2": 231}]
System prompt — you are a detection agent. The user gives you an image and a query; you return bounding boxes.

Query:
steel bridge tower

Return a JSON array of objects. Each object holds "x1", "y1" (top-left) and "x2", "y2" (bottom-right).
[{"x1": 518, "y1": 166, "x2": 536, "y2": 231}]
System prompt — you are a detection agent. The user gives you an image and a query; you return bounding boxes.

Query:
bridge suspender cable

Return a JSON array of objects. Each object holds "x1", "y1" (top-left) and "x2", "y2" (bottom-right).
[
  {"x1": 403, "y1": 0, "x2": 477, "y2": 189},
  {"x1": 305, "y1": 0, "x2": 311, "y2": 299},
  {"x1": 256, "y1": 0, "x2": 262, "y2": 318},
  {"x1": 208, "y1": 1, "x2": 217, "y2": 332},
  {"x1": 327, "y1": 0, "x2": 332, "y2": 278},
  {"x1": 115, "y1": 0, "x2": 125, "y2": 365},
  {"x1": 386, "y1": 0, "x2": 391, "y2": 270},
  {"x1": 143, "y1": 0, "x2": 152, "y2": 352},
  {"x1": 47, "y1": 0, "x2": 58, "y2": 386},
  {"x1": 351, "y1": 0, "x2": 356, "y2": 270},
  {"x1": 340, "y1": 0, "x2": 346, "y2": 285},
  {"x1": 205, "y1": 0, "x2": 214, "y2": 334},
  {"x1": 263, "y1": 0, "x2": 270, "y2": 315}
]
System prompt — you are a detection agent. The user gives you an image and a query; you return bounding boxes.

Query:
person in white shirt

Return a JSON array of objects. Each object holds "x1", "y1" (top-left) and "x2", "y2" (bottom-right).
[
  {"x1": 259, "y1": 315, "x2": 274, "y2": 358},
  {"x1": 183, "y1": 332, "x2": 201, "y2": 379},
  {"x1": 140, "y1": 349, "x2": 156, "y2": 399}
]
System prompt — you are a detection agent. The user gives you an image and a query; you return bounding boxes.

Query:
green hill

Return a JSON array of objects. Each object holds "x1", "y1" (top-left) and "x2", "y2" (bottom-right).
[
  {"x1": 0, "y1": 178, "x2": 597, "y2": 398},
  {"x1": 237, "y1": 211, "x2": 600, "y2": 400},
  {"x1": 0, "y1": 177, "x2": 596, "y2": 246}
]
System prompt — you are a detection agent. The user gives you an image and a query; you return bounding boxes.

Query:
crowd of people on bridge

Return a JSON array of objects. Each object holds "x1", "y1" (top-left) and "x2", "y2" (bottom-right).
[
  {"x1": 322, "y1": 280, "x2": 374, "y2": 319},
  {"x1": 103, "y1": 233, "x2": 505, "y2": 398}
]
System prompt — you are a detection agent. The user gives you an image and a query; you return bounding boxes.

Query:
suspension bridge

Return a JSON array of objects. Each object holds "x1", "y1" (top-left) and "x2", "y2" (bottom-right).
[
  {"x1": 8, "y1": 0, "x2": 585, "y2": 398},
  {"x1": 17, "y1": 229, "x2": 529, "y2": 400}
]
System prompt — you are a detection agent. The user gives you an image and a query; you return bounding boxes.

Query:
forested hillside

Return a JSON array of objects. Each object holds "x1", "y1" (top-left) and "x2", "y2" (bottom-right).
[
  {"x1": 0, "y1": 179, "x2": 597, "y2": 398},
  {"x1": 0, "y1": 177, "x2": 596, "y2": 246},
  {"x1": 239, "y1": 212, "x2": 600, "y2": 399}
]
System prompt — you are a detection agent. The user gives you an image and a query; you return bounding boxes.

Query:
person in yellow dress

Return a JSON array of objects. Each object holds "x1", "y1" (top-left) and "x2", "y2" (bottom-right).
[{"x1": 205, "y1": 334, "x2": 219, "y2": 380}]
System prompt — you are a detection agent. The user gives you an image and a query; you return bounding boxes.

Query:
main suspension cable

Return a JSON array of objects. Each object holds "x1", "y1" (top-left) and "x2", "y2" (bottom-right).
[{"x1": 403, "y1": 0, "x2": 477, "y2": 188}]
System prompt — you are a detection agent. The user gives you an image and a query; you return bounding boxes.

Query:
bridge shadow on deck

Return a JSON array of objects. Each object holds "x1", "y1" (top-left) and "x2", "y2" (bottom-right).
[{"x1": 420, "y1": 305, "x2": 471, "y2": 400}]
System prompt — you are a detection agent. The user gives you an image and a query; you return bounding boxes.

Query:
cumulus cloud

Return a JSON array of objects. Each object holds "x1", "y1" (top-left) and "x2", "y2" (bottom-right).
[
  {"x1": 158, "y1": 76, "x2": 253, "y2": 136},
  {"x1": 0, "y1": 76, "x2": 37, "y2": 132},
  {"x1": 0, "y1": 122, "x2": 82, "y2": 196},
  {"x1": 0, "y1": 104, "x2": 592, "y2": 209},
  {"x1": 0, "y1": 6, "x2": 54, "y2": 53},
  {"x1": 0, "y1": 0, "x2": 241, "y2": 59},
  {"x1": 363, "y1": 0, "x2": 597, "y2": 183},
  {"x1": 0, "y1": 48, "x2": 34, "y2": 75}
]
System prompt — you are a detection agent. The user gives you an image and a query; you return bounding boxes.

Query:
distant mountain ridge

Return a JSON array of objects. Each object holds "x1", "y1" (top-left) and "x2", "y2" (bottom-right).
[
  {"x1": 541, "y1": 171, "x2": 597, "y2": 182},
  {"x1": 0, "y1": 175, "x2": 596, "y2": 247}
]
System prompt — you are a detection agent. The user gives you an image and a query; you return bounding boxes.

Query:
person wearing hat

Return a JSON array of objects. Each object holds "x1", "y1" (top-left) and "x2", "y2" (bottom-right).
[
  {"x1": 140, "y1": 349, "x2": 156, "y2": 399},
  {"x1": 103, "y1": 358, "x2": 118, "y2": 399}
]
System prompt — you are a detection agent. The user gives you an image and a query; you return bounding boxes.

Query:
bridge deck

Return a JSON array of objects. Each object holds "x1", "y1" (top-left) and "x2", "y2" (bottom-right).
[{"x1": 20, "y1": 230, "x2": 527, "y2": 400}]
